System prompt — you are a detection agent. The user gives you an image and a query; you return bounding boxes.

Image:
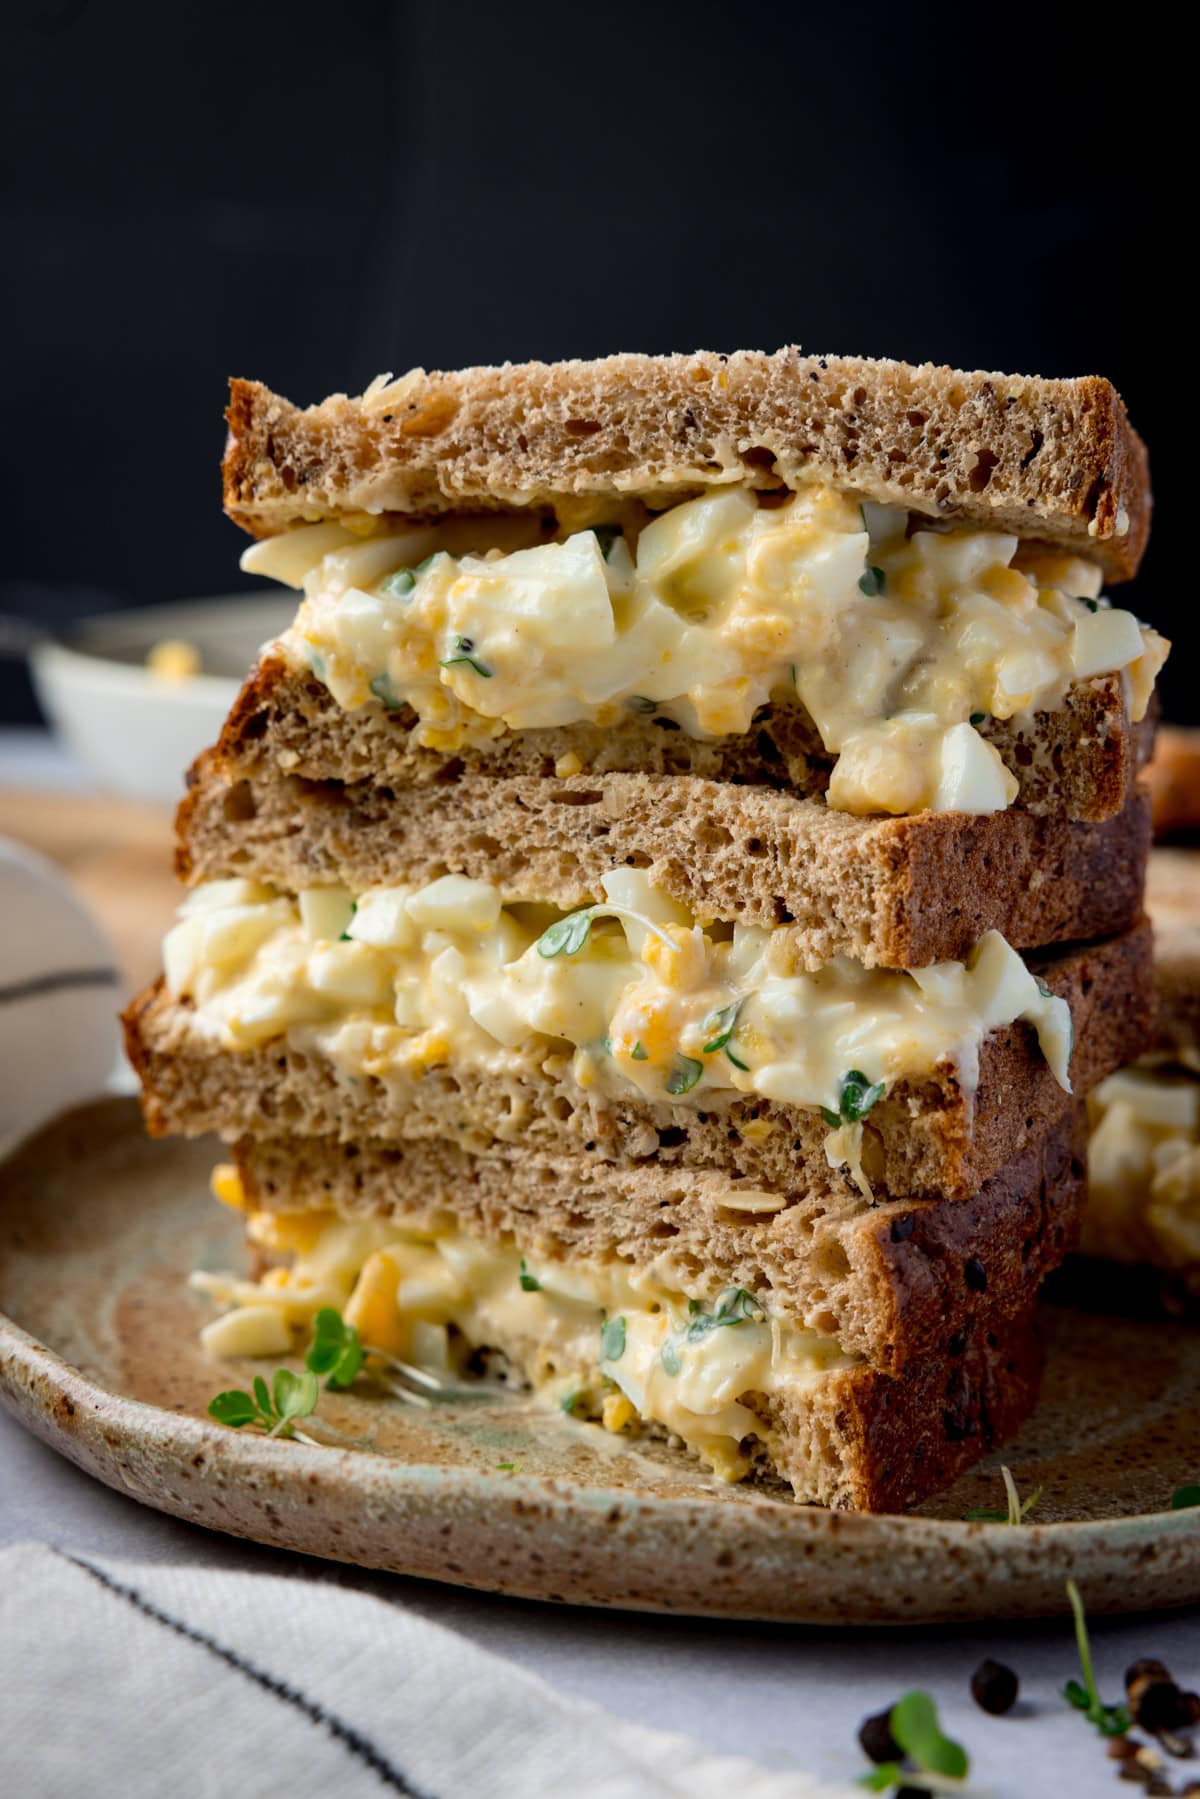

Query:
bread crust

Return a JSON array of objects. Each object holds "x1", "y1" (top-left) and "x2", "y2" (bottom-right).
[
  {"x1": 234, "y1": 1110, "x2": 1084, "y2": 1377},
  {"x1": 177, "y1": 698, "x2": 1153, "y2": 969},
  {"x1": 121, "y1": 921, "x2": 1151, "y2": 1205},
  {"x1": 199, "y1": 654, "x2": 1151, "y2": 834},
  {"x1": 222, "y1": 350, "x2": 1151, "y2": 580}
]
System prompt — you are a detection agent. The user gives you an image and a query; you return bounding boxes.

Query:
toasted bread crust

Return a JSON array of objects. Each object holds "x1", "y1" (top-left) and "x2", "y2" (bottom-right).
[
  {"x1": 199, "y1": 653, "x2": 1151, "y2": 835},
  {"x1": 222, "y1": 350, "x2": 1151, "y2": 579},
  {"x1": 235, "y1": 1110, "x2": 1083, "y2": 1376},
  {"x1": 121, "y1": 921, "x2": 1151, "y2": 1205},
  {"x1": 176, "y1": 703, "x2": 1153, "y2": 969}
]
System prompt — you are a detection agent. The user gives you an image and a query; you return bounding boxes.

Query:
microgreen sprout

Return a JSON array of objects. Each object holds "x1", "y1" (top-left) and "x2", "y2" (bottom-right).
[
  {"x1": 858, "y1": 565, "x2": 886, "y2": 597},
  {"x1": 701, "y1": 1000, "x2": 749, "y2": 1069},
  {"x1": 1062, "y1": 1579, "x2": 1131, "y2": 1737},
  {"x1": 599, "y1": 1316, "x2": 627, "y2": 1362},
  {"x1": 207, "y1": 1307, "x2": 364, "y2": 1437},
  {"x1": 381, "y1": 567, "x2": 416, "y2": 598},
  {"x1": 964, "y1": 1464, "x2": 1042, "y2": 1525},
  {"x1": 519, "y1": 1259, "x2": 541, "y2": 1293},
  {"x1": 858, "y1": 1689, "x2": 969, "y2": 1791},
  {"x1": 1171, "y1": 1485, "x2": 1200, "y2": 1509},
  {"x1": 665, "y1": 1054, "x2": 704, "y2": 1096}
]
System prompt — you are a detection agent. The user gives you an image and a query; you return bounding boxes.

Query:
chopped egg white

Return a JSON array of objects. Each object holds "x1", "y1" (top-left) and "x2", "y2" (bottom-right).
[
  {"x1": 255, "y1": 484, "x2": 1168, "y2": 818},
  {"x1": 195, "y1": 1208, "x2": 858, "y2": 1481},
  {"x1": 163, "y1": 871, "x2": 1074, "y2": 1159},
  {"x1": 1085, "y1": 1056, "x2": 1200, "y2": 1273}
]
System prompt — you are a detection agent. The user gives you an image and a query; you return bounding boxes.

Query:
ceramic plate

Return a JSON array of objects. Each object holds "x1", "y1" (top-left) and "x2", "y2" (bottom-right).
[{"x1": 2, "y1": 1098, "x2": 1198, "y2": 1623}]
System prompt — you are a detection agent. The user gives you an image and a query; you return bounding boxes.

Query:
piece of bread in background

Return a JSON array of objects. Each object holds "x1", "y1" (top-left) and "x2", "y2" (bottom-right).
[{"x1": 1146, "y1": 726, "x2": 1200, "y2": 839}]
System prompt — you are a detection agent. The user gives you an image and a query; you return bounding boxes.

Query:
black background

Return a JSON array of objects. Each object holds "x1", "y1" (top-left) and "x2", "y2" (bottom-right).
[{"x1": 4, "y1": 0, "x2": 1187, "y2": 721}]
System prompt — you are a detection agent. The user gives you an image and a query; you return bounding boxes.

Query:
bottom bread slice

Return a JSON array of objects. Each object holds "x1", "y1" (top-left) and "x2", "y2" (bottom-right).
[
  {"x1": 199, "y1": 1154, "x2": 1046, "y2": 1511},
  {"x1": 233, "y1": 1113, "x2": 1084, "y2": 1375}
]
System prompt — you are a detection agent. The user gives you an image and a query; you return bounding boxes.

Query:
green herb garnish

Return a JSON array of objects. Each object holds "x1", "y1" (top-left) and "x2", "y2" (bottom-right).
[
  {"x1": 964, "y1": 1464, "x2": 1041, "y2": 1525},
  {"x1": 1082, "y1": 597, "x2": 1099, "y2": 612},
  {"x1": 519, "y1": 1259, "x2": 541, "y2": 1293},
  {"x1": 627, "y1": 695, "x2": 658, "y2": 714},
  {"x1": 536, "y1": 908, "x2": 596, "y2": 958},
  {"x1": 666, "y1": 1054, "x2": 704, "y2": 1096},
  {"x1": 305, "y1": 1307, "x2": 365, "y2": 1389},
  {"x1": 208, "y1": 1368, "x2": 320, "y2": 1439},
  {"x1": 660, "y1": 1342, "x2": 682, "y2": 1376},
  {"x1": 631, "y1": 1041, "x2": 649, "y2": 1061},
  {"x1": 823, "y1": 1069, "x2": 886, "y2": 1131},
  {"x1": 381, "y1": 567, "x2": 416, "y2": 598},
  {"x1": 1171, "y1": 1485, "x2": 1200, "y2": 1509},
  {"x1": 789, "y1": 663, "x2": 798, "y2": 686},
  {"x1": 439, "y1": 635, "x2": 492, "y2": 678},
  {"x1": 702, "y1": 1001, "x2": 741, "y2": 1055},
  {"x1": 969, "y1": 711, "x2": 986, "y2": 726},
  {"x1": 592, "y1": 525, "x2": 623, "y2": 560},
  {"x1": 599, "y1": 1316, "x2": 627, "y2": 1362},
  {"x1": 1062, "y1": 1579, "x2": 1131, "y2": 1737},
  {"x1": 684, "y1": 1287, "x2": 760, "y2": 1342},
  {"x1": 370, "y1": 673, "x2": 403, "y2": 710},
  {"x1": 338, "y1": 899, "x2": 359, "y2": 942},
  {"x1": 859, "y1": 1690, "x2": 969, "y2": 1790},
  {"x1": 858, "y1": 566, "x2": 886, "y2": 597},
  {"x1": 560, "y1": 1390, "x2": 581, "y2": 1415}
]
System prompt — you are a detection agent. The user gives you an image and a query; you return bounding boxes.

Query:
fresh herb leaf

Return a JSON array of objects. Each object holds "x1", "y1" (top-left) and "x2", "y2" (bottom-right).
[
  {"x1": 592, "y1": 524, "x2": 623, "y2": 560},
  {"x1": 660, "y1": 1341, "x2": 682, "y2": 1376},
  {"x1": 820, "y1": 1106, "x2": 842, "y2": 1129},
  {"x1": 969, "y1": 711, "x2": 987, "y2": 726},
  {"x1": 272, "y1": 1367, "x2": 320, "y2": 1433},
  {"x1": 631, "y1": 1040, "x2": 649, "y2": 1061},
  {"x1": 840, "y1": 1070, "x2": 886, "y2": 1123},
  {"x1": 413, "y1": 552, "x2": 441, "y2": 575},
  {"x1": 685, "y1": 1287, "x2": 760, "y2": 1342},
  {"x1": 381, "y1": 567, "x2": 416, "y2": 598},
  {"x1": 207, "y1": 1389, "x2": 261, "y2": 1428},
  {"x1": 1171, "y1": 1484, "x2": 1200, "y2": 1509},
  {"x1": 560, "y1": 1390, "x2": 580, "y2": 1415},
  {"x1": 1063, "y1": 1579, "x2": 1132, "y2": 1737},
  {"x1": 666, "y1": 1054, "x2": 704, "y2": 1096},
  {"x1": 439, "y1": 635, "x2": 492, "y2": 678},
  {"x1": 519, "y1": 1259, "x2": 541, "y2": 1293},
  {"x1": 339, "y1": 899, "x2": 358, "y2": 942},
  {"x1": 1083, "y1": 597, "x2": 1099, "y2": 612},
  {"x1": 253, "y1": 1374, "x2": 271, "y2": 1414},
  {"x1": 599, "y1": 1316, "x2": 627, "y2": 1362},
  {"x1": 702, "y1": 1001, "x2": 741, "y2": 1055},
  {"x1": 857, "y1": 1764, "x2": 903, "y2": 1793},
  {"x1": 889, "y1": 1690, "x2": 969, "y2": 1780},
  {"x1": 627, "y1": 695, "x2": 658, "y2": 714},
  {"x1": 789, "y1": 663, "x2": 798, "y2": 686},
  {"x1": 370, "y1": 673, "x2": 404, "y2": 711},
  {"x1": 306, "y1": 1307, "x2": 364, "y2": 1388},
  {"x1": 536, "y1": 908, "x2": 595, "y2": 958},
  {"x1": 858, "y1": 566, "x2": 886, "y2": 597},
  {"x1": 724, "y1": 1046, "x2": 750, "y2": 1072}
]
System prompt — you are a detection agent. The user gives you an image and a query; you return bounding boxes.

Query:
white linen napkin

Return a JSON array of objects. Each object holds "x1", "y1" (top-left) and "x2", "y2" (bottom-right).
[{"x1": 0, "y1": 1543, "x2": 859, "y2": 1798}]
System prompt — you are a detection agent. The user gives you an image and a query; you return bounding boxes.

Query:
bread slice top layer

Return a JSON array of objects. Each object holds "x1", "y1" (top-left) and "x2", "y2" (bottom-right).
[{"x1": 223, "y1": 349, "x2": 1151, "y2": 580}]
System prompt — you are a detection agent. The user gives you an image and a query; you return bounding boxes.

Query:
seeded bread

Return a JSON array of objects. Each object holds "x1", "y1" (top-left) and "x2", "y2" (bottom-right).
[
  {"x1": 122, "y1": 920, "x2": 1151, "y2": 1206},
  {"x1": 177, "y1": 735, "x2": 1152, "y2": 971},
  {"x1": 235, "y1": 1108, "x2": 1083, "y2": 1376},
  {"x1": 223, "y1": 350, "x2": 1151, "y2": 580},
  {"x1": 202, "y1": 655, "x2": 1151, "y2": 831}
]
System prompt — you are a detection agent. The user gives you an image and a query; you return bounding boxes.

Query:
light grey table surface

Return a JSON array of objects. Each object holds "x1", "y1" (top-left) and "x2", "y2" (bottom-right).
[{"x1": 2, "y1": 728, "x2": 1198, "y2": 1798}]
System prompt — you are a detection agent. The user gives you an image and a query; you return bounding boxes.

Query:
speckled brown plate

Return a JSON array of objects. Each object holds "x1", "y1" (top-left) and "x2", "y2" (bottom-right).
[{"x1": 2, "y1": 1098, "x2": 1199, "y2": 1623}]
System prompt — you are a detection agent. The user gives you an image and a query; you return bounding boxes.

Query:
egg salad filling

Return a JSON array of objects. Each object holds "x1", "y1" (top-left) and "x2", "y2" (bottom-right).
[
  {"x1": 194, "y1": 1184, "x2": 859, "y2": 1481},
  {"x1": 1084, "y1": 1055, "x2": 1200, "y2": 1275},
  {"x1": 249, "y1": 483, "x2": 1168, "y2": 818},
  {"x1": 165, "y1": 868, "x2": 1073, "y2": 1187}
]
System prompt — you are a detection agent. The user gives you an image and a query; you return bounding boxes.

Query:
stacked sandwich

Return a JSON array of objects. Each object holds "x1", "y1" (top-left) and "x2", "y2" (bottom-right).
[{"x1": 125, "y1": 349, "x2": 1168, "y2": 1510}]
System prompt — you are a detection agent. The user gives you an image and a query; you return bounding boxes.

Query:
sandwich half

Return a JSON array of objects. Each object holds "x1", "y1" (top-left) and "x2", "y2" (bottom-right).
[{"x1": 126, "y1": 348, "x2": 1167, "y2": 1508}]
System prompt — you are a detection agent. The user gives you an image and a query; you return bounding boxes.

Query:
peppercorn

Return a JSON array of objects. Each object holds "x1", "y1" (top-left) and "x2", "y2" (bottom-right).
[
  {"x1": 1129, "y1": 1675, "x2": 1194, "y2": 1733},
  {"x1": 858, "y1": 1708, "x2": 900, "y2": 1763},
  {"x1": 971, "y1": 1657, "x2": 1020, "y2": 1715}
]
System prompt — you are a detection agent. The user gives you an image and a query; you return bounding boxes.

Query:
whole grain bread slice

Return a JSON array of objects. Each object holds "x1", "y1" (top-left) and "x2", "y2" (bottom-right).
[
  {"x1": 122, "y1": 920, "x2": 1152, "y2": 1205},
  {"x1": 223, "y1": 349, "x2": 1151, "y2": 579},
  {"x1": 235, "y1": 1107, "x2": 1084, "y2": 1377},
  {"x1": 178, "y1": 726, "x2": 1152, "y2": 970},
  {"x1": 201, "y1": 653, "x2": 1153, "y2": 830}
]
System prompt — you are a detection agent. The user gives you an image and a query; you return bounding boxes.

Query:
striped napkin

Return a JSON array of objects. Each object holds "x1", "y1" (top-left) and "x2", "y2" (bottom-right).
[{"x1": 0, "y1": 1543, "x2": 857, "y2": 1798}]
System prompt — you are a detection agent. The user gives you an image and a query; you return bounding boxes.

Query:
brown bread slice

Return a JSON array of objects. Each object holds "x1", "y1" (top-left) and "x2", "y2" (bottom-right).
[
  {"x1": 223, "y1": 349, "x2": 1150, "y2": 579},
  {"x1": 122, "y1": 921, "x2": 1152, "y2": 1206},
  {"x1": 178, "y1": 728, "x2": 1152, "y2": 970},
  {"x1": 234, "y1": 1108, "x2": 1084, "y2": 1377},
  {"x1": 201, "y1": 654, "x2": 1152, "y2": 830}
]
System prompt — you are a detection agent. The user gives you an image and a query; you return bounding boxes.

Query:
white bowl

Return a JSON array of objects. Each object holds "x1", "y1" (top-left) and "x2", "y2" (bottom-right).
[{"x1": 31, "y1": 592, "x2": 295, "y2": 804}]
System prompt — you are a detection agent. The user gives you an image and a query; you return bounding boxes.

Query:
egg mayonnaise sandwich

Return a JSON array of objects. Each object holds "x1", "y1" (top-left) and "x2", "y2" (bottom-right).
[{"x1": 126, "y1": 348, "x2": 1167, "y2": 1508}]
